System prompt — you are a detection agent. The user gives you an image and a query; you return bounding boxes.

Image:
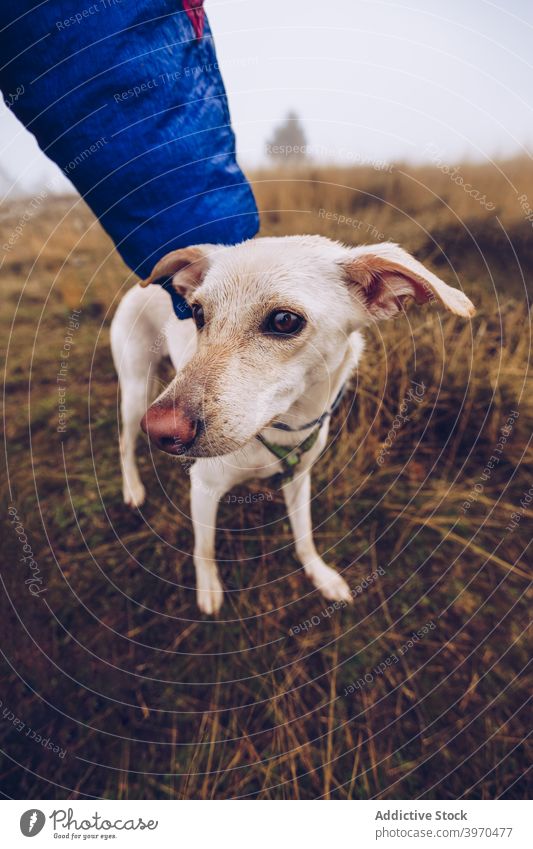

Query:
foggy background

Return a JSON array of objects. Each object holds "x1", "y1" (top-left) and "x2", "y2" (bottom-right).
[{"x1": 1, "y1": 0, "x2": 532, "y2": 195}]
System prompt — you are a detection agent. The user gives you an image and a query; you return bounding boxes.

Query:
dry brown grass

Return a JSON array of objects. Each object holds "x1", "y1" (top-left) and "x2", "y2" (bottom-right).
[{"x1": 1, "y1": 158, "x2": 531, "y2": 799}]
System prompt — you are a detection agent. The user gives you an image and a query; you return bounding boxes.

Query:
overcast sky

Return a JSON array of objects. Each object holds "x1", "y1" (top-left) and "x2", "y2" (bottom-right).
[{"x1": 1, "y1": 0, "x2": 532, "y2": 193}]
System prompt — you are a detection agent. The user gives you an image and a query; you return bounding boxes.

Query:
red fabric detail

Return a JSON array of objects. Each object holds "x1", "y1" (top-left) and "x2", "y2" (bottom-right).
[{"x1": 183, "y1": 0, "x2": 205, "y2": 39}]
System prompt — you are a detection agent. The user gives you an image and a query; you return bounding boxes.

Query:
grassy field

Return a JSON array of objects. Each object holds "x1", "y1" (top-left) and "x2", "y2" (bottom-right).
[{"x1": 1, "y1": 159, "x2": 531, "y2": 799}]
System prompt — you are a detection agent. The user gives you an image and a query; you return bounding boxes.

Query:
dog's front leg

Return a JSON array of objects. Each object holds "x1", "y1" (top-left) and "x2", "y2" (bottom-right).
[
  {"x1": 189, "y1": 465, "x2": 225, "y2": 615},
  {"x1": 283, "y1": 471, "x2": 352, "y2": 604}
]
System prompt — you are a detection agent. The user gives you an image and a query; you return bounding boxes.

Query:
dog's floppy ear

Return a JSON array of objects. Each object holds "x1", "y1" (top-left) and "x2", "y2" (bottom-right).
[
  {"x1": 341, "y1": 243, "x2": 475, "y2": 321},
  {"x1": 140, "y1": 246, "x2": 210, "y2": 295}
]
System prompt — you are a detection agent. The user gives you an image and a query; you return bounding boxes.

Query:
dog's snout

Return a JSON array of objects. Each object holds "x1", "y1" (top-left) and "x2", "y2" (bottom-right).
[{"x1": 141, "y1": 403, "x2": 199, "y2": 454}]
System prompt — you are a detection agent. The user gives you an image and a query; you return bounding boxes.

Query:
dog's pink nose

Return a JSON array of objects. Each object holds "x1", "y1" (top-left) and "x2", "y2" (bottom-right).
[{"x1": 141, "y1": 403, "x2": 199, "y2": 454}]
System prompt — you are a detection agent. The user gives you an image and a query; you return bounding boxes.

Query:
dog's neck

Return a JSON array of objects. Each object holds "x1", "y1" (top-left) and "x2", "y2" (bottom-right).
[{"x1": 260, "y1": 346, "x2": 356, "y2": 446}]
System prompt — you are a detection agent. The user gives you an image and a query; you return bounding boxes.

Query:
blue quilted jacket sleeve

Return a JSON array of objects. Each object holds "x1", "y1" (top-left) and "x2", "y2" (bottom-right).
[{"x1": 0, "y1": 1, "x2": 259, "y2": 279}]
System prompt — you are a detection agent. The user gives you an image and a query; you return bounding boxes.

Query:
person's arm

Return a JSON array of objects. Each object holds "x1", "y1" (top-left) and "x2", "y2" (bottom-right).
[{"x1": 0, "y1": 0, "x2": 258, "y2": 279}]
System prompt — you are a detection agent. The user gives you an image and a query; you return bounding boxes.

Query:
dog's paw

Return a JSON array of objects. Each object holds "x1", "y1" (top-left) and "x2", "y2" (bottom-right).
[
  {"x1": 308, "y1": 562, "x2": 353, "y2": 604},
  {"x1": 123, "y1": 480, "x2": 146, "y2": 509},
  {"x1": 197, "y1": 575, "x2": 225, "y2": 616}
]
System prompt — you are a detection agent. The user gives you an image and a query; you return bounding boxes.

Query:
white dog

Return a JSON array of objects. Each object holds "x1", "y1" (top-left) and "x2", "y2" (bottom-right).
[{"x1": 111, "y1": 236, "x2": 474, "y2": 614}]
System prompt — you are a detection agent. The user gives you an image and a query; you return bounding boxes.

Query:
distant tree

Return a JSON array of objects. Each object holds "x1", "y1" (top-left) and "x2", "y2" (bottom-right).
[
  {"x1": 0, "y1": 160, "x2": 13, "y2": 189},
  {"x1": 266, "y1": 111, "x2": 308, "y2": 163}
]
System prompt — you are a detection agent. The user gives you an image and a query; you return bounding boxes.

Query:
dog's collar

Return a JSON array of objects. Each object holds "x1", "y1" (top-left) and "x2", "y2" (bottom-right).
[
  {"x1": 154, "y1": 276, "x2": 193, "y2": 319},
  {"x1": 256, "y1": 427, "x2": 322, "y2": 483},
  {"x1": 256, "y1": 383, "x2": 347, "y2": 482},
  {"x1": 269, "y1": 383, "x2": 347, "y2": 433}
]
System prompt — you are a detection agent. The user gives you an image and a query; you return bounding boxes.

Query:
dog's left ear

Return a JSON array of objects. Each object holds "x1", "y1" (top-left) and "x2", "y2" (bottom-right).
[
  {"x1": 341, "y1": 243, "x2": 475, "y2": 320},
  {"x1": 140, "y1": 245, "x2": 211, "y2": 295}
]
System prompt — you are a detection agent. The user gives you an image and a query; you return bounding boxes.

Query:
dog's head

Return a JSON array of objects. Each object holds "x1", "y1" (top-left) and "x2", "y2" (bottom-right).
[{"x1": 140, "y1": 236, "x2": 474, "y2": 457}]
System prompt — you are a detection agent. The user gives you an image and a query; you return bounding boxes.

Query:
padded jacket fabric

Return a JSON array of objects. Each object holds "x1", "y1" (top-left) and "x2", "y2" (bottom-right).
[{"x1": 0, "y1": 1, "x2": 259, "y2": 278}]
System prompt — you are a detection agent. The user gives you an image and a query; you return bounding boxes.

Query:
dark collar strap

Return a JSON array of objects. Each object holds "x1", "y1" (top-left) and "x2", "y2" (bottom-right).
[
  {"x1": 256, "y1": 426, "x2": 322, "y2": 483},
  {"x1": 256, "y1": 383, "x2": 348, "y2": 482},
  {"x1": 270, "y1": 382, "x2": 347, "y2": 433},
  {"x1": 154, "y1": 276, "x2": 193, "y2": 319}
]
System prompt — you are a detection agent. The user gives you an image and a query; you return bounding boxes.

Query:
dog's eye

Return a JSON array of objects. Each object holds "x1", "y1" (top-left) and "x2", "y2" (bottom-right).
[
  {"x1": 266, "y1": 310, "x2": 305, "y2": 336},
  {"x1": 192, "y1": 303, "x2": 205, "y2": 329}
]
